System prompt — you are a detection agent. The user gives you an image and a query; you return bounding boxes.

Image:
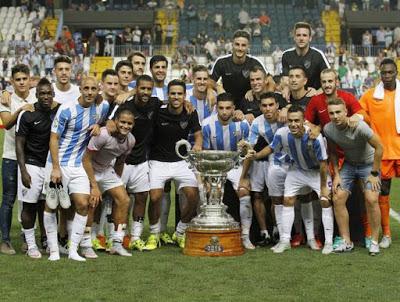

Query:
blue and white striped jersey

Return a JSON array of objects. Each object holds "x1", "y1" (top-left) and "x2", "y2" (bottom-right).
[
  {"x1": 50, "y1": 99, "x2": 110, "y2": 167},
  {"x1": 189, "y1": 95, "x2": 214, "y2": 123},
  {"x1": 128, "y1": 80, "x2": 137, "y2": 89},
  {"x1": 250, "y1": 115, "x2": 290, "y2": 165},
  {"x1": 151, "y1": 85, "x2": 168, "y2": 103},
  {"x1": 202, "y1": 114, "x2": 250, "y2": 151},
  {"x1": 270, "y1": 126, "x2": 327, "y2": 170}
]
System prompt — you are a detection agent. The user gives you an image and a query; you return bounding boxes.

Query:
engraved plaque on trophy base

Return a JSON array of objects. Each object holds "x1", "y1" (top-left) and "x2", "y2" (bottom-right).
[{"x1": 184, "y1": 227, "x2": 244, "y2": 257}]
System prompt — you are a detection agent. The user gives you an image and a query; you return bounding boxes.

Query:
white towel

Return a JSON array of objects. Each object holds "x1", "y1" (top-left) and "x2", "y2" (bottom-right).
[{"x1": 373, "y1": 79, "x2": 400, "y2": 134}]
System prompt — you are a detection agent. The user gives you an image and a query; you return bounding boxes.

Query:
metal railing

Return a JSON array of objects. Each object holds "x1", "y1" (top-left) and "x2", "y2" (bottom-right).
[{"x1": 114, "y1": 44, "x2": 390, "y2": 58}]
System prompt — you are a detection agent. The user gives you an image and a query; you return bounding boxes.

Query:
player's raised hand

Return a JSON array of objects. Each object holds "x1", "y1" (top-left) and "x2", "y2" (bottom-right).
[
  {"x1": 115, "y1": 89, "x2": 135, "y2": 105},
  {"x1": 184, "y1": 100, "x2": 195, "y2": 113},
  {"x1": 21, "y1": 103, "x2": 35, "y2": 112},
  {"x1": 244, "y1": 89, "x2": 254, "y2": 102},
  {"x1": 0, "y1": 90, "x2": 11, "y2": 106},
  {"x1": 233, "y1": 110, "x2": 244, "y2": 121},
  {"x1": 89, "y1": 124, "x2": 101, "y2": 136},
  {"x1": 348, "y1": 114, "x2": 361, "y2": 128}
]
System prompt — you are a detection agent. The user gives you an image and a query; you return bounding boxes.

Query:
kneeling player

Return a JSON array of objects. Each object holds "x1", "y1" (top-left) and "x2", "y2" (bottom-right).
[
  {"x1": 82, "y1": 108, "x2": 136, "y2": 256},
  {"x1": 248, "y1": 105, "x2": 334, "y2": 254}
]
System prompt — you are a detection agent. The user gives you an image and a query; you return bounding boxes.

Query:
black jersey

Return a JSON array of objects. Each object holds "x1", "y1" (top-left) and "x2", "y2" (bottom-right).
[
  {"x1": 113, "y1": 97, "x2": 162, "y2": 165},
  {"x1": 149, "y1": 104, "x2": 201, "y2": 162},
  {"x1": 211, "y1": 54, "x2": 268, "y2": 106},
  {"x1": 238, "y1": 92, "x2": 289, "y2": 117},
  {"x1": 15, "y1": 102, "x2": 60, "y2": 167},
  {"x1": 282, "y1": 47, "x2": 329, "y2": 90},
  {"x1": 289, "y1": 93, "x2": 312, "y2": 110}
]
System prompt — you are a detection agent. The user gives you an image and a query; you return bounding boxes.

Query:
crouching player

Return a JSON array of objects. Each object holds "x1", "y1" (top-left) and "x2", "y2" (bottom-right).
[
  {"x1": 82, "y1": 108, "x2": 136, "y2": 256},
  {"x1": 324, "y1": 98, "x2": 383, "y2": 255},
  {"x1": 247, "y1": 105, "x2": 334, "y2": 254}
]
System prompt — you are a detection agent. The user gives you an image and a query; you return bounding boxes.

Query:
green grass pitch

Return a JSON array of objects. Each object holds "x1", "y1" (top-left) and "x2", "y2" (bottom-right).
[{"x1": 0, "y1": 131, "x2": 400, "y2": 302}]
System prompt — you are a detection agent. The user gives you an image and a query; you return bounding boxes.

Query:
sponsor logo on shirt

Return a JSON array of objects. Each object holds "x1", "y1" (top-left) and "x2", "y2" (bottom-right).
[{"x1": 242, "y1": 69, "x2": 250, "y2": 78}]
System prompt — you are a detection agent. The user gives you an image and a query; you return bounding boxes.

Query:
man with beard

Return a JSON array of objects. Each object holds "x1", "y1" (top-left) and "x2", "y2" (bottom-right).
[
  {"x1": 281, "y1": 22, "x2": 330, "y2": 100},
  {"x1": 128, "y1": 51, "x2": 146, "y2": 89},
  {"x1": 210, "y1": 30, "x2": 268, "y2": 107},
  {"x1": 247, "y1": 105, "x2": 334, "y2": 254}
]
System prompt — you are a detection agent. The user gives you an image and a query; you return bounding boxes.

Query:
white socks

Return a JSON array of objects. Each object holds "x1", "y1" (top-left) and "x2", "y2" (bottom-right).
[
  {"x1": 301, "y1": 202, "x2": 315, "y2": 240},
  {"x1": 274, "y1": 204, "x2": 283, "y2": 236},
  {"x1": 149, "y1": 220, "x2": 161, "y2": 235},
  {"x1": 160, "y1": 193, "x2": 171, "y2": 233},
  {"x1": 112, "y1": 224, "x2": 126, "y2": 243},
  {"x1": 44, "y1": 211, "x2": 59, "y2": 260},
  {"x1": 80, "y1": 227, "x2": 92, "y2": 248},
  {"x1": 69, "y1": 213, "x2": 87, "y2": 252},
  {"x1": 131, "y1": 218, "x2": 144, "y2": 241},
  {"x1": 281, "y1": 206, "x2": 295, "y2": 243},
  {"x1": 322, "y1": 207, "x2": 334, "y2": 244},
  {"x1": 23, "y1": 227, "x2": 37, "y2": 250},
  {"x1": 239, "y1": 196, "x2": 252, "y2": 237},
  {"x1": 176, "y1": 220, "x2": 188, "y2": 236}
]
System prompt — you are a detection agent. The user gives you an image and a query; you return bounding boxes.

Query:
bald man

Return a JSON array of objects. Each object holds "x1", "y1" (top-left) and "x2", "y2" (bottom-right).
[{"x1": 44, "y1": 77, "x2": 110, "y2": 261}]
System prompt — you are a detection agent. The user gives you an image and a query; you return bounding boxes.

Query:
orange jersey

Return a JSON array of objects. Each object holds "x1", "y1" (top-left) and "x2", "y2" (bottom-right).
[{"x1": 359, "y1": 88, "x2": 400, "y2": 160}]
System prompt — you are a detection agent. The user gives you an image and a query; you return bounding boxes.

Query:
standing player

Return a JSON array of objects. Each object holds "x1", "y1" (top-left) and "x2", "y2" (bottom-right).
[
  {"x1": 150, "y1": 55, "x2": 169, "y2": 102},
  {"x1": 281, "y1": 22, "x2": 330, "y2": 99},
  {"x1": 359, "y1": 58, "x2": 400, "y2": 249},
  {"x1": 82, "y1": 108, "x2": 136, "y2": 256},
  {"x1": 15, "y1": 78, "x2": 58, "y2": 258},
  {"x1": 52, "y1": 55, "x2": 81, "y2": 104},
  {"x1": 202, "y1": 93, "x2": 254, "y2": 249},
  {"x1": 0, "y1": 64, "x2": 36, "y2": 255},
  {"x1": 45, "y1": 77, "x2": 109, "y2": 261},
  {"x1": 116, "y1": 60, "x2": 134, "y2": 94},
  {"x1": 324, "y1": 98, "x2": 383, "y2": 255},
  {"x1": 145, "y1": 80, "x2": 202, "y2": 250},
  {"x1": 240, "y1": 92, "x2": 289, "y2": 246},
  {"x1": 128, "y1": 51, "x2": 146, "y2": 89},
  {"x1": 107, "y1": 75, "x2": 160, "y2": 251},
  {"x1": 248, "y1": 105, "x2": 334, "y2": 254},
  {"x1": 210, "y1": 30, "x2": 268, "y2": 107}
]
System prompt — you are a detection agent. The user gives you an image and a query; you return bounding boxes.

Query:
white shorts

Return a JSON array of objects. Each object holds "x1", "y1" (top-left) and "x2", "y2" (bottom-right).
[
  {"x1": 18, "y1": 164, "x2": 45, "y2": 203},
  {"x1": 284, "y1": 167, "x2": 328, "y2": 198},
  {"x1": 44, "y1": 163, "x2": 90, "y2": 195},
  {"x1": 249, "y1": 160, "x2": 269, "y2": 192},
  {"x1": 149, "y1": 160, "x2": 198, "y2": 190},
  {"x1": 95, "y1": 167, "x2": 124, "y2": 193},
  {"x1": 121, "y1": 162, "x2": 150, "y2": 193},
  {"x1": 267, "y1": 163, "x2": 289, "y2": 197},
  {"x1": 227, "y1": 166, "x2": 243, "y2": 191}
]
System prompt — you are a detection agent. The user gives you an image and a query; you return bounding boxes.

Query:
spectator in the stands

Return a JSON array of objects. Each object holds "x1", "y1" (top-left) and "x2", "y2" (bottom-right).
[
  {"x1": 153, "y1": 23, "x2": 163, "y2": 45},
  {"x1": 198, "y1": 8, "x2": 208, "y2": 21},
  {"x1": 376, "y1": 26, "x2": 386, "y2": 49},
  {"x1": 133, "y1": 26, "x2": 142, "y2": 46},
  {"x1": 259, "y1": 10, "x2": 271, "y2": 27},
  {"x1": 165, "y1": 23, "x2": 175, "y2": 45},
  {"x1": 362, "y1": 30, "x2": 372, "y2": 56},
  {"x1": 214, "y1": 11, "x2": 223, "y2": 31},
  {"x1": 238, "y1": 8, "x2": 250, "y2": 29},
  {"x1": 271, "y1": 46, "x2": 283, "y2": 75},
  {"x1": 88, "y1": 31, "x2": 98, "y2": 57},
  {"x1": 204, "y1": 37, "x2": 217, "y2": 61},
  {"x1": 30, "y1": 50, "x2": 42, "y2": 76},
  {"x1": 122, "y1": 26, "x2": 133, "y2": 45},
  {"x1": 385, "y1": 27, "x2": 393, "y2": 48},
  {"x1": 187, "y1": 4, "x2": 197, "y2": 19}
]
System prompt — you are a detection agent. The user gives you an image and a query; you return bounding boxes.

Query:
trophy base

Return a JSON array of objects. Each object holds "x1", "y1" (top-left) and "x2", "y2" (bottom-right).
[{"x1": 183, "y1": 227, "x2": 244, "y2": 257}]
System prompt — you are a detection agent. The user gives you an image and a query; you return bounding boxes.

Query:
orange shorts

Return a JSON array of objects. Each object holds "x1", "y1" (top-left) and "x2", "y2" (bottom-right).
[{"x1": 381, "y1": 160, "x2": 400, "y2": 179}]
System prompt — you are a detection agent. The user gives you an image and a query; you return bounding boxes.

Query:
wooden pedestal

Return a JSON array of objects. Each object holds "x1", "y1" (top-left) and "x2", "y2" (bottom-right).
[{"x1": 183, "y1": 228, "x2": 245, "y2": 257}]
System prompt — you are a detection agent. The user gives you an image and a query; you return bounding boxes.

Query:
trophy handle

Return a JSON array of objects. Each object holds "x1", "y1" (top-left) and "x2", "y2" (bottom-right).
[{"x1": 175, "y1": 139, "x2": 192, "y2": 160}]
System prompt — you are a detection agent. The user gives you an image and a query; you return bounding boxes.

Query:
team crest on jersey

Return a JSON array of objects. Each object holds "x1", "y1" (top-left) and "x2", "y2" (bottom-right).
[
  {"x1": 180, "y1": 121, "x2": 188, "y2": 129},
  {"x1": 304, "y1": 60, "x2": 311, "y2": 69},
  {"x1": 242, "y1": 69, "x2": 250, "y2": 78},
  {"x1": 147, "y1": 111, "x2": 154, "y2": 119}
]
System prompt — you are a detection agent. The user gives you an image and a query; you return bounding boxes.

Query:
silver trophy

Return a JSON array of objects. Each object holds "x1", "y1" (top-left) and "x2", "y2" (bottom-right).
[{"x1": 175, "y1": 139, "x2": 246, "y2": 256}]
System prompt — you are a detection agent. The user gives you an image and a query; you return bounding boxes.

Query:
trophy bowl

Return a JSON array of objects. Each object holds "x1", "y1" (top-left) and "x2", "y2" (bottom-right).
[{"x1": 175, "y1": 140, "x2": 245, "y2": 257}]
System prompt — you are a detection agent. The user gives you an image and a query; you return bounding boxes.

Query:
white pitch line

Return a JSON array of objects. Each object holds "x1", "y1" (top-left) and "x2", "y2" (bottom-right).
[{"x1": 390, "y1": 208, "x2": 400, "y2": 223}]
